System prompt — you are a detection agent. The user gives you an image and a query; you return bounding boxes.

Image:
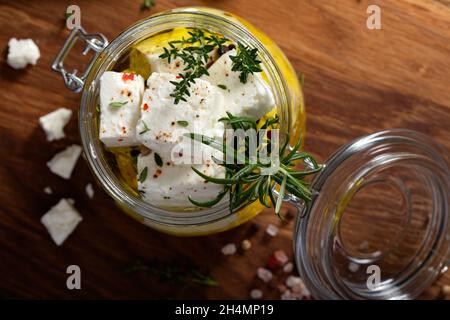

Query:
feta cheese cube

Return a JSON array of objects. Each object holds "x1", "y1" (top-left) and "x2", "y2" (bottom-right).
[
  {"x1": 136, "y1": 72, "x2": 225, "y2": 161},
  {"x1": 99, "y1": 71, "x2": 145, "y2": 148},
  {"x1": 47, "y1": 145, "x2": 82, "y2": 179},
  {"x1": 7, "y1": 38, "x2": 40, "y2": 69},
  {"x1": 41, "y1": 198, "x2": 83, "y2": 246},
  {"x1": 39, "y1": 108, "x2": 72, "y2": 141},
  {"x1": 201, "y1": 49, "x2": 275, "y2": 119},
  {"x1": 137, "y1": 151, "x2": 225, "y2": 208}
]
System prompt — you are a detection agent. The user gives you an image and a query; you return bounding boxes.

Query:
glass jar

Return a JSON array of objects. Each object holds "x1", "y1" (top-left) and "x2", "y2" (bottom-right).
[
  {"x1": 54, "y1": 7, "x2": 450, "y2": 299},
  {"x1": 53, "y1": 7, "x2": 304, "y2": 236}
]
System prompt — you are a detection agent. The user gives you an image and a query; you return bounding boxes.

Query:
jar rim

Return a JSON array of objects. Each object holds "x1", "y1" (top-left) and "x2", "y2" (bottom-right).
[
  {"x1": 295, "y1": 128, "x2": 450, "y2": 299},
  {"x1": 79, "y1": 8, "x2": 292, "y2": 227}
]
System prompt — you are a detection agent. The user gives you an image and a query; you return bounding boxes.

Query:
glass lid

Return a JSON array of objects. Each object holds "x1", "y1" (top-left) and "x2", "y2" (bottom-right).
[{"x1": 294, "y1": 129, "x2": 450, "y2": 300}]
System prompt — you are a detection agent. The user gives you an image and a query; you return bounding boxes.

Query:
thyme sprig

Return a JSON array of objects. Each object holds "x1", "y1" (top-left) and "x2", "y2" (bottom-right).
[
  {"x1": 185, "y1": 113, "x2": 321, "y2": 218},
  {"x1": 159, "y1": 29, "x2": 228, "y2": 104},
  {"x1": 229, "y1": 42, "x2": 263, "y2": 83}
]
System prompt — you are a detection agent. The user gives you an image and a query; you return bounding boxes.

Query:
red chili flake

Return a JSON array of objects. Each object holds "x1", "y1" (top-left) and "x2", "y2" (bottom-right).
[
  {"x1": 176, "y1": 75, "x2": 183, "y2": 79},
  {"x1": 267, "y1": 255, "x2": 281, "y2": 270},
  {"x1": 122, "y1": 127, "x2": 127, "y2": 134},
  {"x1": 118, "y1": 138, "x2": 123, "y2": 142},
  {"x1": 122, "y1": 73, "x2": 134, "y2": 82},
  {"x1": 143, "y1": 103, "x2": 149, "y2": 111}
]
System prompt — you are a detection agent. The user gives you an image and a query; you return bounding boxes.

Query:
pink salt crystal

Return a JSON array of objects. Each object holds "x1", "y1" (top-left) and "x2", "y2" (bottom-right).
[
  {"x1": 257, "y1": 267, "x2": 273, "y2": 283},
  {"x1": 221, "y1": 243, "x2": 237, "y2": 255},
  {"x1": 280, "y1": 290, "x2": 293, "y2": 300},
  {"x1": 266, "y1": 224, "x2": 279, "y2": 237},
  {"x1": 283, "y1": 262, "x2": 294, "y2": 273},
  {"x1": 274, "y1": 250, "x2": 289, "y2": 266},
  {"x1": 250, "y1": 289, "x2": 263, "y2": 299}
]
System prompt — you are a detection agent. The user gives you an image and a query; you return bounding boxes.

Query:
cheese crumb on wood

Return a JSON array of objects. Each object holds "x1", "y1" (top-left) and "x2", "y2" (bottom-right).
[
  {"x1": 99, "y1": 71, "x2": 145, "y2": 147},
  {"x1": 43, "y1": 186, "x2": 53, "y2": 194},
  {"x1": 85, "y1": 183, "x2": 94, "y2": 199},
  {"x1": 47, "y1": 145, "x2": 82, "y2": 179},
  {"x1": 39, "y1": 108, "x2": 72, "y2": 141},
  {"x1": 7, "y1": 38, "x2": 40, "y2": 69},
  {"x1": 40, "y1": 198, "x2": 82, "y2": 246}
]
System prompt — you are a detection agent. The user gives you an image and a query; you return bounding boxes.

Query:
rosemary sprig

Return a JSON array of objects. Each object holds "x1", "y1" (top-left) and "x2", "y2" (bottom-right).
[
  {"x1": 229, "y1": 42, "x2": 263, "y2": 83},
  {"x1": 124, "y1": 260, "x2": 218, "y2": 287},
  {"x1": 185, "y1": 113, "x2": 321, "y2": 218}
]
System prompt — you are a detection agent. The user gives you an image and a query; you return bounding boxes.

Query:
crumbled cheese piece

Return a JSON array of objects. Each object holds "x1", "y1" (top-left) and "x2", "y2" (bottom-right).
[
  {"x1": 47, "y1": 145, "x2": 82, "y2": 179},
  {"x1": 137, "y1": 151, "x2": 225, "y2": 208},
  {"x1": 85, "y1": 183, "x2": 94, "y2": 199},
  {"x1": 99, "y1": 71, "x2": 145, "y2": 147},
  {"x1": 43, "y1": 186, "x2": 53, "y2": 195},
  {"x1": 250, "y1": 289, "x2": 263, "y2": 300},
  {"x1": 241, "y1": 239, "x2": 252, "y2": 250},
  {"x1": 7, "y1": 38, "x2": 40, "y2": 69},
  {"x1": 201, "y1": 49, "x2": 275, "y2": 119},
  {"x1": 40, "y1": 198, "x2": 82, "y2": 246},
  {"x1": 221, "y1": 243, "x2": 237, "y2": 256},
  {"x1": 273, "y1": 250, "x2": 289, "y2": 266},
  {"x1": 266, "y1": 223, "x2": 279, "y2": 237},
  {"x1": 348, "y1": 262, "x2": 360, "y2": 273},
  {"x1": 257, "y1": 267, "x2": 273, "y2": 283},
  {"x1": 137, "y1": 72, "x2": 225, "y2": 161},
  {"x1": 39, "y1": 108, "x2": 72, "y2": 141},
  {"x1": 283, "y1": 262, "x2": 294, "y2": 273}
]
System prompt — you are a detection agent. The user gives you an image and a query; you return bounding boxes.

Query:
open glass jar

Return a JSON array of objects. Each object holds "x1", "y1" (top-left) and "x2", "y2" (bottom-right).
[{"x1": 54, "y1": 7, "x2": 450, "y2": 299}]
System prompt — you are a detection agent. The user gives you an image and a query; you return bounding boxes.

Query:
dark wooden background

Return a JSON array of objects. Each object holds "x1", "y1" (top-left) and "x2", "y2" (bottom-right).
[{"x1": 0, "y1": 0, "x2": 449, "y2": 299}]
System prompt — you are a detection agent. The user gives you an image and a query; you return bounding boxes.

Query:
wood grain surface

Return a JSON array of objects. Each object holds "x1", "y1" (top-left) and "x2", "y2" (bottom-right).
[{"x1": 0, "y1": 0, "x2": 449, "y2": 299}]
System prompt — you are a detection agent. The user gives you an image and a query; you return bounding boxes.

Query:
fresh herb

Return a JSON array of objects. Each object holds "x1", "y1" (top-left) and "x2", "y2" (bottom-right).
[
  {"x1": 141, "y1": 0, "x2": 155, "y2": 10},
  {"x1": 230, "y1": 42, "x2": 263, "y2": 84},
  {"x1": 138, "y1": 167, "x2": 148, "y2": 183},
  {"x1": 139, "y1": 120, "x2": 150, "y2": 135},
  {"x1": 298, "y1": 72, "x2": 305, "y2": 87},
  {"x1": 185, "y1": 113, "x2": 321, "y2": 218},
  {"x1": 159, "y1": 29, "x2": 229, "y2": 104},
  {"x1": 109, "y1": 101, "x2": 127, "y2": 109},
  {"x1": 124, "y1": 260, "x2": 218, "y2": 287},
  {"x1": 154, "y1": 152, "x2": 163, "y2": 167},
  {"x1": 96, "y1": 104, "x2": 100, "y2": 113},
  {"x1": 217, "y1": 84, "x2": 227, "y2": 90},
  {"x1": 177, "y1": 120, "x2": 189, "y2": 127}
]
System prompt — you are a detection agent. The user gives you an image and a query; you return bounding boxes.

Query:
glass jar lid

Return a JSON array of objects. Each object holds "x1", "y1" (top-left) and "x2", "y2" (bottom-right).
[{"x1": 294, "y1": 129, "x2": 450, "y2": 299}]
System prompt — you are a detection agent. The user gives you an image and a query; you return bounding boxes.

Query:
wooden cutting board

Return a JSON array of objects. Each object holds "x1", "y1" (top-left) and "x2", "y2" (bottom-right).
[{"x1": 0, "y1": 0, "x2": 449, "y2": 299}]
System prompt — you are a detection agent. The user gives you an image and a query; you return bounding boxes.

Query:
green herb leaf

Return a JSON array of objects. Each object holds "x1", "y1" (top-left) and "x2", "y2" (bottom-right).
[
  {"x1": 217, "y1": 84, "x2": 227, "y2": 90},
  {"x1": 177, "y1": 120, "x2": 189, "y2": 127},
  {"x1": 185, "y1": 113, "x2": 321, "y2": 219},
  {"x1": 139, "y1": 120, "x2": 150, "y2": 135},
  {"x1": 154, "y1": 153, "x2": 163, "y2": 167},
  {"x1": 109, "y1": 101, "x2": 128, "y2": 109},
  {"x1": 141, "y1": 0, "x2": 155, "y2": 10},
  {"x1": 229, "y1": 42, "x2": 263, "y2": 84},
  {"x1": 138, "y1": 167, "x2": 148, "y2": 183}
]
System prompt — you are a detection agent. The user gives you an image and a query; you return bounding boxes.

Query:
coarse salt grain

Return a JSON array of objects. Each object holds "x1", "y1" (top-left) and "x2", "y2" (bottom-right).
[
  {"x1": 283, "y1": 262, "x2": 294, "y2": 273},
  {"x1": 43, "y1": 186, "x2": 53, "y2": 194},
  {"x1": 266, "y1": 224, "x2": 279, "y2": 237},
  {"x1": 241, "y1": 239, "x2": 252, "y2": 250},
  {"x1": 250, "y1": 289, "x2": 263, "y2": 299},
  {"x1": 85, "y1": 183, "x2": 94, "y2": 199},
  {"x1": 274, "y1": 250, "x2": 289, "y2": 266},
  {"x1": 348, "y1": 262, "x2": 360, "y2": 273},
  {"x1": 221, "y1": 243, "x2": 237, "y2": 256},
  {"x1": 286, "y1": 275, "x2": 303, "y2": 288},
  {"x1": 257, "y1": 267, "x2": 273, "y2": 283}
]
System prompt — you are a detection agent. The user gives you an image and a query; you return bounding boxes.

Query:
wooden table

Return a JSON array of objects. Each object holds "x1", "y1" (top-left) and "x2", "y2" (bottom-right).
[{"x1": 0, "y1": 0, "x2": 449, "y2": 299}]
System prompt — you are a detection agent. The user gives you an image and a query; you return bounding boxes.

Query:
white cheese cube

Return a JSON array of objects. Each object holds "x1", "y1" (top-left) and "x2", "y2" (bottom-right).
[
  {"x1": 137, "y1": 151, "x2": 225, "y2": 208},
  {"x1": 41, "y1": 198, "x2": 83, "y2": 246},
  {"x1": 146, "y1": 54, "x2": 186, "y2": 75},
  {"x1": 7, "y1": 38, "x2": 40, "y2": 69},
  {"x1": 47, "y1": 145, "x2": 82, "y2": 179},
  {"x1": 99, "y1": 71, "x2": 145, "y2": 148},
  {"x1": 39, "y1": 108, "x2": 72, "y2": 141},
  {"x1": 136, "y1": 72, "x2": 225, "y2": 161},
  {"x1": 201, "y1": 49, "x2": 275, "y2": 119}
]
